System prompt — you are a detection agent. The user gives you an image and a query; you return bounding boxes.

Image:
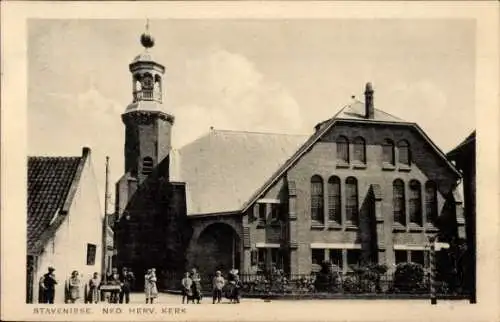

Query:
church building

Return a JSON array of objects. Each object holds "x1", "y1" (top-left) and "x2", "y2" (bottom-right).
[{"x1": 113, "y1": 30, "x2": 465, "y2": 286}]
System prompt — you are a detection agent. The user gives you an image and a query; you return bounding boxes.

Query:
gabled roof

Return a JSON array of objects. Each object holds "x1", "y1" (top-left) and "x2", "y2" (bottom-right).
[
  {"x1": 241, "y1": 101, "x2": 461, "y2": 213},
  {"x1": 170, "y1": 130, "x2": 308, "y2": 215},
  {"x1": 27, "y1": 148, "x2": 90, "y2": 255}
]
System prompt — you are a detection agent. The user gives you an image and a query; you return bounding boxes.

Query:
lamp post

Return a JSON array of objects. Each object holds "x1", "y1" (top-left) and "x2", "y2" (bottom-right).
[{"x1": 427, "y1": 235, "x2": 450, "y2": 305}]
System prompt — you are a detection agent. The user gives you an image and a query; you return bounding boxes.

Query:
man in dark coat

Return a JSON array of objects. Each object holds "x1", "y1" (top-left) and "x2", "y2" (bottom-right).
[
  {"x1": 41, "y1": 267, "x2": 57, "y2": 304},
  {"x1": 119, "y1": 267, "x2": 135, "y2": 304}
]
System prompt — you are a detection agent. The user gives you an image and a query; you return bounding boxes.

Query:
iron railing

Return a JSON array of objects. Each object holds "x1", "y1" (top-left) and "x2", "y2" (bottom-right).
[{"x1": 160, "y1": 271, "x2": 470, "y2": 297}]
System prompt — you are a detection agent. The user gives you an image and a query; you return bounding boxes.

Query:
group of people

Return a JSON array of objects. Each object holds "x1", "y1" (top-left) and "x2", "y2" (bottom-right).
[
  {"x1": 38, "y1": 265, "x2": 157, "y2": 304},
  {"x1": 180, "y1": 268, "x2": 242, "y2": 304},
  {"x1": 38, "y1": 267, "x2": 103, "y2": 304}
]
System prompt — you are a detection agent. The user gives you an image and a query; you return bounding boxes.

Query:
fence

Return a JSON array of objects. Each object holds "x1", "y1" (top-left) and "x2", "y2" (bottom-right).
[{"x1": 160, "y1": 270, "x2": 469, "y2": 298}]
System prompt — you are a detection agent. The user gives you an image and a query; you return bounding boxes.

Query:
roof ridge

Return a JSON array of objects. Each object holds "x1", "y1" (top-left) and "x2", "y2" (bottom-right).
[{"x1": 212, "y1": 129, "x2": 309, "y2": 137}]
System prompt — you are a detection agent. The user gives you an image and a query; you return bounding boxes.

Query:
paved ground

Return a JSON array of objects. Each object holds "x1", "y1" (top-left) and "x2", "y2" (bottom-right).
[{"x1": 127, "y1": 292, "x2": 262, "y2": 304}]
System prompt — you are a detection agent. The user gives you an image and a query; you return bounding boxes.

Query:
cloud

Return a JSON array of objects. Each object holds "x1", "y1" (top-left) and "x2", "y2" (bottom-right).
[{"x1": 172, "y1": 48, "x2": 305, "y2": 147}]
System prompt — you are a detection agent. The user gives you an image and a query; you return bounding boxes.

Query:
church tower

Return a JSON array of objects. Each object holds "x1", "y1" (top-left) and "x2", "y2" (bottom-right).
[{"x1": 122, "y1": 24, "x2": 174, "y2": 184}]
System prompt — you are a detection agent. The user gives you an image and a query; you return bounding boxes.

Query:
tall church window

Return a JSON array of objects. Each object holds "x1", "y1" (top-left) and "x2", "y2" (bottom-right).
[
  {"x1": 353, "y1": 137, "x2": 366, "y2": 164},
  {"x1": 383, "y1": 139, "x2": 395, "y2": 165},
  {"x1": 336, "y1": 136, "x2": 349, "y2": 164},
  {"x1": 425, "y1": 181, "x2": 438, "y2": 224},
  {"x1": 310, "y1": 175, "x2": 324, "y2": 223},
  {"x1": 409, "y1": 180, "x2": 422, "y2": 226},
  {"x1": 397, "y1": 140, "x2": 411, "y2": 166},
  {"x1": 393, "y1": 179, "x2": 406, "y2": 226},
  {"x1": 345, "y1": 177, "x2": 358, "y2": 225},
  {"x1": 142, "y1": 157, "x2": 154, "y2": 175},
  {"x1": 327, "y1": 176, "x2": 341, "y2": 224}
]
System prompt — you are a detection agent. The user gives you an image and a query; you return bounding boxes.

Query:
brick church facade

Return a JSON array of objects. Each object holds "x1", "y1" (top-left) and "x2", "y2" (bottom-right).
[{"x1": 113, "y1": 32, "x2": 465, "y2": 285}]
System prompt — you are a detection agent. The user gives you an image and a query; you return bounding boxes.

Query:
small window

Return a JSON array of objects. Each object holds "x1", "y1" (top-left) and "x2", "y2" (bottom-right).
[
  {"x1": 258, "y1": 203, "x2": 267, "y2": 223},
  {"x1": 270, "y1": 249, "x2": 282, "y2": 269},
  {"x1": 397, "y1": 140, "x2": 411, "y2": 166},
  {"x1": 329, "y1": 249, "x2": 343, "y2": 270},
  {"x1": 353, "y1": 137, "x2": 366, "y2": 164},
  {"x1": 347, "y1": 249, "x2": 361, "y2": 269},
  {"x1": 411, "y1": 251, "x2": 425, "y2": 266},
  {"x1": 86, "y1": 244, "x2": 97, "y2": 266},
  {"x1": 395, "y1": 250, "x2": 408, "y2": 264},
  {"x1": 142, "y1": 157, "x2": 154, "y2": 175},
  {"x1": 270, "y1": 204, "x2": 280, "y2": 223},
  {"x1": 312, "y1": 249, "x2": 324, "y2": 265},
  {"x1": 258, "y1": 248, "x2": 267, "y2": 269},
  {"x1": 336, "y1": 136, "x2": 349, "y2": 163},
  {"x1": 382, "y1": 139, "x2": 395, "y2": 165}
]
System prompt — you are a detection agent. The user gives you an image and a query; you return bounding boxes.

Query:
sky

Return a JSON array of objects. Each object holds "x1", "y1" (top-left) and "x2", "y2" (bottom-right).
[{"x1": 27, "y1": 19, "x2": 476, "y2": 211}]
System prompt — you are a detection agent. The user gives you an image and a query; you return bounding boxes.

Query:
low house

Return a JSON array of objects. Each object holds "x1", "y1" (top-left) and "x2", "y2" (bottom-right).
[{"x1": 26, "y1": 147, "x2": 103, "y2": 303}]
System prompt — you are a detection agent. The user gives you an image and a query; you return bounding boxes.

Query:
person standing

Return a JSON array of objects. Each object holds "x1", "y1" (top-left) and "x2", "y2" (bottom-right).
[
  {"x1": 144, "y1": 269, "x2": 158, "y2": 304},
  {"x1": 190, "y1": 268, "x2": 202, "y2": 304},
  {"x1": 108, "y1": 267, "x2": 121, "y2": 303},
  {"x1": 119, "y1": 267, "x2": 135, "y2": 304},
  {"x1": 212, "y1": 271, "x2": 225, "y2": 304},
  {"x1": 40, "y1": 267, "x2": 57, "y2": 304},
  {"x1": 65, "y1": 271, "x2": 81, "y2": 303},
  {"x1": 181, "y1": 272, "x2": 193, "y2": 304},
  {"x1": 88, "y1": 272, "x2": 100, "y2": 304}
]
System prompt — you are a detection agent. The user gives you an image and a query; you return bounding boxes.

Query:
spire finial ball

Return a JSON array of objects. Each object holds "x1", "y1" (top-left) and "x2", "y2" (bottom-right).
[{"x1": 140, "y1": 33, "x2": 155, "y2": 49}]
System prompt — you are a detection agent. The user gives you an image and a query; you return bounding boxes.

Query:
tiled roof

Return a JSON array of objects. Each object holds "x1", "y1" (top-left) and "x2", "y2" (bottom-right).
[
  {"x1": 27, "y1": 155, "x2": 84, "y2": 254},
  {"x1": 170, "y1": 130, "x2": 308, "y2": 215},
  {"x1": 335, "y1": 100, "x2": 405, "y2": 123}
]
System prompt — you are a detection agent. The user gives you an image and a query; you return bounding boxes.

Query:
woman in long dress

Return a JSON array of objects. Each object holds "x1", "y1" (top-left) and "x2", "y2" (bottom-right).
[
  {"x1": 66, "y1": 271, "x2": 81, "y2": 303},
  {"x1": 88, "y1": 272, "x2": 100, "y2": 304},
  {"x1": 190, "y1": 268, "x2": 202, "y2": 304}
]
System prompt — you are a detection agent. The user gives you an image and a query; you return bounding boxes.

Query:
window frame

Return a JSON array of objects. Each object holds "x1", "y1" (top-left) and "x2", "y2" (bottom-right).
[
  {"x1": 409, "y1": 180, "x2": 423, "y2": 226},
  {"x1": 382, "y1": 139, "x2": 396, "y2": 166},
  {"x1": 310, "y1": 175, "x2": 325, "y2": 224},
  {"x1": 327, "y1": 176, "x2": 342, "y2": 224},
  {"x1": 345, "y1": 177, "x2": 359, "y2": 226},
  {"x1": 397, "y1": 140, "x2": 411, "y2": 167},
  {"x1": 336, "y1": 136, "x2": 350, "y2": 164},
  {"x1": 353, "y1": 136, "x2": 366, "y2": 164},
  {"x1": 393, "y1": 179, "x2": 406, "y2": 227}
]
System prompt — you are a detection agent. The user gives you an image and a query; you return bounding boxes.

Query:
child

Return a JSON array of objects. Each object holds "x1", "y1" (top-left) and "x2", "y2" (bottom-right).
[
  {"x1": 181, "y1": 272, "x2": 193, "y2": 304},
  {"x1": 212, "y1": 271, "x2": 225, "y2": 304}
]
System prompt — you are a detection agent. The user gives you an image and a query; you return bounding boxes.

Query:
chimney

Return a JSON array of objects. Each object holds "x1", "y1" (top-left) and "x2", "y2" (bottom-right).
[{"x1": 364, "y1": 82, "x2": 374, "y2": 119}]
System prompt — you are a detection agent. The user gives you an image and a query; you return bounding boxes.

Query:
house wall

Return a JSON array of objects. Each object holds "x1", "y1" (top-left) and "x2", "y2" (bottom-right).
[
  {"x1": 34, "y1": 156, "x2": 103, "y2": 303},
  {"x1": 245, "y1": 122, "x2": 462, "y2": 275}
]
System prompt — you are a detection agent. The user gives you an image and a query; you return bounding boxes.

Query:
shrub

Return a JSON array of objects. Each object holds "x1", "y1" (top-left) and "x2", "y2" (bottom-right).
[
  {"x1": 393, "y1": 262, "x2": 426, "y2": 293},
  {"x1": 314, "y1": 261, "x2": 341, "y2": 293}
]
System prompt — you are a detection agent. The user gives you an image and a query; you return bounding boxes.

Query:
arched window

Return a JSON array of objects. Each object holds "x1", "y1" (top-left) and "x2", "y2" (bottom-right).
[
  {"x1": 383, "y1": 139, "x2": 395, "y2": 165},
  {"x1": 393, "y1": 179, "x2": 406, "y2": 225},
  {"x1": 353, "y1": 137, "x2": 366, "y2": 164},
  {"x1": 409, "y1": 180, "x2": 422, "y2": 225},
  {"x1": 345, "y1": 177, "x2": 358, "y2": 225},
  {"x1": 425, "y1": 181, "x2": 438, "y2": 224},
  {"x1": 336, "y1": 136, "x2": 349, "y2": 164},
  {"x1": 142, "y1": 157, "x2": 154, "y2": 175},
  {"x1": 327, "y1": 176, "x2": 341, "y2": 223},
  {"x1": 310, "y1": 175, "x2": 324, "y2": 223},
  {"x1": 397, "y1": 140, "x2": 411, "y2": 166}
]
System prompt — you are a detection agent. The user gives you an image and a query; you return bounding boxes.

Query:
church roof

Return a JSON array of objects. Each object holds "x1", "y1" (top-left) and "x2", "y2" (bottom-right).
[
  {"x1": 335, "y1": 100, "x2": 405, "y2": 122},
  {"x1": 170, "y1": 99, "x2": 460, "y2": 216},
  {"x1": 27, "y1": 148, "x2": 89, "y2": 255},
  {"x1": 170, "y1": 130, "x2": 308, "y2": 215}
]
